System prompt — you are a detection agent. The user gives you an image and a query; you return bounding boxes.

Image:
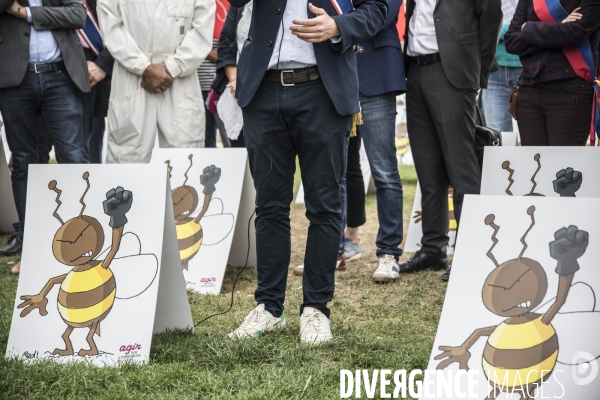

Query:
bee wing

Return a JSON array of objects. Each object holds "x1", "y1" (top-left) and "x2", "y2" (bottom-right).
[
  {"x1": 554, "y1": 311, "x2": 600, "y2": 365},
  {"x1": 112, "y1": 253, "x2": 159, "y2": 299},
  {"x1": 201, "y1": 213, "x2": 235, "y2": 246},
  {"x1": 535, "y1": 282, "x2": 596, "y2": 314},
  {"x1": 96, "y1": 232, "x2": 142, "y2": 260}
]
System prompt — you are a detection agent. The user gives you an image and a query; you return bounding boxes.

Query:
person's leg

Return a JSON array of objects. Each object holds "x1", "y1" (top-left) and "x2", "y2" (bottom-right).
[
  {"x1": 337, "y1": 136, "x2": 349, "y2": 258},
  {"x1": 542, "y1": 89, "x2": 592, "y2": 146},
  {"x1": 243, "y1": 81, "x2": 296, "y2": 318},
  {"x1": 230, "y1": 129, "x2": 246, "y2": 147},
  {"x1": 359, "y1": 92, "x2": 403, "y2": 259},
  {"x1": 202, "y1": 91, "x2": 217, "y2": 148},
  {"x1": 81, "y1": 85, "x2": 97, "y2": 163},
  {"x1": 40, "y1": 71, "x2": 86, "y2": 165},
  {"x1": 89, "y1": 117, "x2": 105, "y2": 163},
  {"x1": 345, "y1": 132, "x2": 366, "y2": 229},
  {"x1": 516, "y1": 86, "x2": 549, "y2": 146},
  {"x1": 421, "y1": 62, "x2": 480, "y2": 228},
  {"x1": 481, "y1": 67, "x2": 514, "y2": 132},
  {"x1": 406, "y1": 64, "x2": 450, "y2": 255},
  {"x1": 0, "y1": 72, "x2": 43, "y2": 240},
  {"x1": 289, "y1": 79, "x2": 350, "y2": 318}
]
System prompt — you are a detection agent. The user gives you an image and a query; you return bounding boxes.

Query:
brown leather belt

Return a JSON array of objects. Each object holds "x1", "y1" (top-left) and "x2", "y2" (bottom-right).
[{"x1": 263, "y1": 68, "x2": 320, "y2": 86}]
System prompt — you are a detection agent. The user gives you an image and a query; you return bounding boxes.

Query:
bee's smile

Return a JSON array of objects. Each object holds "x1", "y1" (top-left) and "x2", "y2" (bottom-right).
[
  {"x1": 502, "y1": 299, "x2": 532, "y2": 312},
  {"x1": 71, "y1": 250, "x2": 93, "y2": 262}
]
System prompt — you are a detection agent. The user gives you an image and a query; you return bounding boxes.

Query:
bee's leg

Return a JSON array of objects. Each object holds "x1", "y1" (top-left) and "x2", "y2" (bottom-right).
[
  {"x1": 522, "y1": 384, "x2": 536, "y2": 400},
  {"x1": 182, "y1": 259, "x2": 189, "y2": 271},
  {"x1": 485, "y1": 386, "x2": 500, "y2": 400},
  {"x1": 78, "y1": 320, "x2": 99, "y2": 356},
  {"x1": 52, "y1": 325, "x2": 75, "y2": 356}
]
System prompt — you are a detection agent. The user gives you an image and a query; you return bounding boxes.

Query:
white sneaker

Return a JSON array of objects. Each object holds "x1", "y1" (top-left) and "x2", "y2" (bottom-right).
[
  {"x1": 299, "y1": 307, "x2": 333, "y2": 345},
  {"x1": 293, "y1": 255, "x2": 347, "y2": 276},
  {"x1": 228, "y1": 304, "x2": 286, "y2": 338},
  {"x1": 372, "y1": 254, "x2": 400, "y2": 283}
]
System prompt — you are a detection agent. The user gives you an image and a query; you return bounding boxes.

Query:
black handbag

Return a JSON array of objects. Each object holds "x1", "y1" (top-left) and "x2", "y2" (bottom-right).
[{"x1": 475, "y1": 104, "x2": 501, "y2": 170}]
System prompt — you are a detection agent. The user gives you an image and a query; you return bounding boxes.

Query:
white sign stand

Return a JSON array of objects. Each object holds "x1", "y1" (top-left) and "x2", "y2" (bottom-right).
[
  {"x1": 6, "y1": 164, "x2": 192, "y2": 366},
  {"x1": 481, "y1": 146, "x2": 600, "y2": 198},
  {"x1": 425, "y1": 195, "x2": 600, "y2": 399},
  {"x1": 0, "y1": 137, "x2": 18, "y2": 233},
  {"x1": 150, "y1": 149, "x2": 256, "y2": 295}
]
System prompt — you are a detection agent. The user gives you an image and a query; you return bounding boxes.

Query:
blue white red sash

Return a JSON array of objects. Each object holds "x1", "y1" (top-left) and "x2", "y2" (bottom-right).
[
  {"x1": 330, "y1": 0, "x2": 353, "y2": 15},
  {"x1": 533, "y1": 0, "x2": 600, "y2": 144},
  {"x1": 78, "y1": 0, "x2": 104, "y2": 57}
]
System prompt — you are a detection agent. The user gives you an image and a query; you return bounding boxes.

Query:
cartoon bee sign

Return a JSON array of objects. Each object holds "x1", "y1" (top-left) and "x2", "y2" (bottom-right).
[
  {"x1": 481, "y1": 147, "x2": 600, "y2": 198},
  {"x1": 5, "y1": 164, "x2": 193, "y2": 366},
  {"x1": 151, "y1": 148, "x2": 256, "y2": 295},
  {"x1": 0, "y1": 137, "x2": 17, "y2": 233},
  {"x1": 425, "y1": 195, "x2": 600, "y2": 399}
]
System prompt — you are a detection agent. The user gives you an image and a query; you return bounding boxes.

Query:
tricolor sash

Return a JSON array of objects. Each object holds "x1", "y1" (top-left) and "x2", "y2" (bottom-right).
[
  {"x1": 330, "y1": 0, "x2": 353, "y2": 15},
  {"x1": 78, "y1": 0, "x2": 104, "y2": 57},
  {"x1": 533, "y1": 0, "x2": 600, "y2": 144}
]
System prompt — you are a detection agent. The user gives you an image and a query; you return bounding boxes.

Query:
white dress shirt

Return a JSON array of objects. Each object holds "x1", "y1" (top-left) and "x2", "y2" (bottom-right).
[
  {"x1": 267, "y1": 0, "x2": 317, "y2": 69},
  {"x1": 407, "y1": 0, "x2": 439, "y2": 57}
]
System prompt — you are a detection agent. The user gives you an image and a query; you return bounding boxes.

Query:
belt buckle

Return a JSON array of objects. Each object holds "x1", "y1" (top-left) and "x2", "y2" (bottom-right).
[
  {"x1": 34, "y1": 63, "x2": 44, "y2": 74},
  {"x1": 280, "y1": 70, "x2": 295, "y2": 87}
]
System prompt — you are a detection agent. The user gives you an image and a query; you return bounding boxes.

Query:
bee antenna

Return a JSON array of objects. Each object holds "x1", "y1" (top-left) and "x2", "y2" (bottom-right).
[
  {"x1": 484, "y1": 214, "x2": 500, "y2": 267},
  {"x1": 518, "y1": 206, "x2": 536, "y2": 260},
  {"x1": 79, "y1": 172, "x2": 91, "y2": 218},
  {"x1": 502, "y1": 161, "x2": 514, "y2": 196},
  {"x1": 48, "y1": 180, "x2": 65, "y2": 225},
  {"x1": 528, "y1": 154, "x2": 541, "y2": 195},
  {"x1": 183, "y1": 154, "x2": 193, "y2": 186},
  {"x1": 165, "y1": 160, "x2": 173, "y2": 179}
]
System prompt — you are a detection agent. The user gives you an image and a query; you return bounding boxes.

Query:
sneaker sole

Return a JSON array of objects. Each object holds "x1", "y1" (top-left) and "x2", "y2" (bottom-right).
[
  {"x1": 228, "y1": 318, "x2": 287, "y2": 339},
  {"x1": 372, "y1": 274, "x2": 400, "y2": 283},
  {"x1": 292, "y1": 269, "x2": 304, "y2": 276},
  {"x1": 345, "y1": 252, "x2": 362, "y2": 262},
  {"x1": 300, "y1": 335, "x2": 333, "y2": 346}
]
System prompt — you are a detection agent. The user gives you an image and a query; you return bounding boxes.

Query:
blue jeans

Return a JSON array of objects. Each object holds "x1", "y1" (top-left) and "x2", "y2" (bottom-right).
[
  {"x1": 481, "y1": 66, "x2": 522, "y2": 132},
  {"x1": 0, "y1": 70, "x2": 85, "y2": 238},
  {"x1": 342, "y1": 92, "x2": 404, "y2": 259}
]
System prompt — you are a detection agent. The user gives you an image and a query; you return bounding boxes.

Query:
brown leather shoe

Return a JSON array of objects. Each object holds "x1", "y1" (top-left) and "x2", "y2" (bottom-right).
[{"x1": 10, "y1": 261, "x2": 20, "y2": 275}]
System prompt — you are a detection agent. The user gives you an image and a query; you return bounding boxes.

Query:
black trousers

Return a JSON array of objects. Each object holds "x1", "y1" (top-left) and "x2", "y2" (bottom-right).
[
  {"x1": 243, "y1": 78, "x2": 350, "y2": 318},
  {"x1": 346, "y1": 131, "x2": 366, "y2": 228},
  {"x1": 516, "y1": 86, "x2": 592, "y2": 146},
  {"x1": 407, "y1": 62, "x2": 480, "y2": 254}
]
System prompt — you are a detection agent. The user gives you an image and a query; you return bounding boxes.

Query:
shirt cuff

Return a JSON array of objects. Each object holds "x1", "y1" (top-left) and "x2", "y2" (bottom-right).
[
  {"x1": 330, "y1": 36, "x2": 342, "y2": 44},
  {"x1": 26, "y1": 7, "x2": 32, "y2": 23}
]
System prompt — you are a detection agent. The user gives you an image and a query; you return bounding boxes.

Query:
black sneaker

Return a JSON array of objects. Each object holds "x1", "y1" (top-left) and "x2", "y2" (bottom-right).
[
  {"x1": 398, "y1": 250, "x2": 448, "y2": 273},
  {"x1": 0, "y1": 235, "x2": 23, "y2": 256}
]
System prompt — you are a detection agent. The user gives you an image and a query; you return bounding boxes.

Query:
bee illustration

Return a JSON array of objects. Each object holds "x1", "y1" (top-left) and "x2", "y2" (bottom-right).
[
  {"x1": 435, "y1": 206, "x2": 595, "y2": 399},
  {"x1": 502, "y1": 154, "x2": 583, "y2": 198},
  {"x1": 166, "y1": 154, "x2": 234, "y2": 271},
  {"x1": 17, "y1": 172, "x2": 157, "y2": 357}
]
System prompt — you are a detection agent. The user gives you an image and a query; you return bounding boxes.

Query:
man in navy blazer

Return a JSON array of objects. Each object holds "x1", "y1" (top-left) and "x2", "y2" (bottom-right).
[
  {"x1": 227, "y1": 0, "x2": 387, "y2": 344},
  {"x1": 352, "y1": 0, "x2": 406, "y2": 283}
]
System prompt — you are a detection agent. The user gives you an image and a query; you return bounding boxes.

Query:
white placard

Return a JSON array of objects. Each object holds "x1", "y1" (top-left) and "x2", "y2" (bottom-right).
[
  {"x1": 150, "y1": 149, "x2": 256, "y2": 295},
  {"x1": 424, "y1": 195, "x2": 600, "y2": 399},
  {"x1": 5, "y1": 164, "x2": 192, "y2": 366},
  {"x1": 0, "y1": 137, "x2": 18, "y2": 233},
  {"x1": 481, "y1": 147, "x2": 600, "y2": 198},
  {"x1": 405, "y1": 183, "x2": 457, "y2": 254}
]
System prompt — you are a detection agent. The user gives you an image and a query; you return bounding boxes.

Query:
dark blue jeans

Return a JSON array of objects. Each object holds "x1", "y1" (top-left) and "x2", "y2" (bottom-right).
[
  {"x1": 243, "y1": 78, "x2": 350, "y2": 319},
  {"x1": 0, "y1": 69, "x2": 85, "y2": 239},
  {"x1": 358, "y1": 92, "x2": 404, "y2": 259}
]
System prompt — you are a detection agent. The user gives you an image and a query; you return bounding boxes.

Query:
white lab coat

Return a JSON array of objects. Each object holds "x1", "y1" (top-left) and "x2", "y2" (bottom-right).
[{"x1": 98, "y1": 0, "x2": 215, "y2": 163}]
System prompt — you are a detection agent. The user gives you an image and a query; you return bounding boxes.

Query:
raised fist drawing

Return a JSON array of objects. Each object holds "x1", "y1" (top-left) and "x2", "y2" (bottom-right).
[
  {"x1": 549, "y1": 225, "x2": 588, "y2": 275},
  {"x1": 201, "y1": 165, "x2": 221, "y2": 195},
  {"x1": 103, "y1": 186, "x2": 133, "y2": 228},
  {"x1": 553, "y1": 168, "x2": 582, "y2": 197}
]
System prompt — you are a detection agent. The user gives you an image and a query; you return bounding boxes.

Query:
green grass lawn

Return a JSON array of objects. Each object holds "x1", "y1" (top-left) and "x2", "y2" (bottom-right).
[{"x1": 0, "y1": 165, "x2": 448, "y2": 400}]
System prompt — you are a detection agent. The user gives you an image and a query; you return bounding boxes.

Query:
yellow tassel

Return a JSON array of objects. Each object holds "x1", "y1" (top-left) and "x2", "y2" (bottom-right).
[{"x1": 350, "y1": 108, "x2": 363, "y2": 138}]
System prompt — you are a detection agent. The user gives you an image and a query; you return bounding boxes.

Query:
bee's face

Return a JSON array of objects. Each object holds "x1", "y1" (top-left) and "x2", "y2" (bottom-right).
[
  {"x1": 52, "y1": 216, "x2": 104, "y2": 266},
  {"x1": 482, "y1": 258, "x2": 547, "y2": 317},
  {"x1": 172, "y1": 185, "x2": 199, "y2": 221}
]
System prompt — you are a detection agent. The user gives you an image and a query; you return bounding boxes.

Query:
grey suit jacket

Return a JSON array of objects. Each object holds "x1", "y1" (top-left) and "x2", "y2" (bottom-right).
[
  {"x1": 403, "y1": 0, "x2": 502, "y2": 89},
  {"x1": 0, "y1": 0, "x2": 90, "y2": 92}
]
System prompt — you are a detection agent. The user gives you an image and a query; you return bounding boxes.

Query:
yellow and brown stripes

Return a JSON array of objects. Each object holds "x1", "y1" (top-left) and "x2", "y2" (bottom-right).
[
  {"x1": 483, "y1": 317, "x2": 558, "y2": 388},
  {"x1": 58, "y1": 265, "x2": 116, "y2": 325},
  {"x1": 176, "y1": 219, "x2": 203, "y2": 264}
]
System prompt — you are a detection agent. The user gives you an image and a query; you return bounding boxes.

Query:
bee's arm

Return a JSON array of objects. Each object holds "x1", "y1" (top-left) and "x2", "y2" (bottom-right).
[
  {"x1": 102, "y1": 225, "x2": 124, "y2": 270},
  {"x1": 17, "y1": 274, "x2": 67, "y2": 317},
  {"x1": 542, "y1": 273, "x2": 574, "y2": 325},
  {"x1": 460, "y1": 326, "x2": 496, "y2": 350},
  {"x1": 194, "y1": 193, "x2": 212, "y2": 224}
]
